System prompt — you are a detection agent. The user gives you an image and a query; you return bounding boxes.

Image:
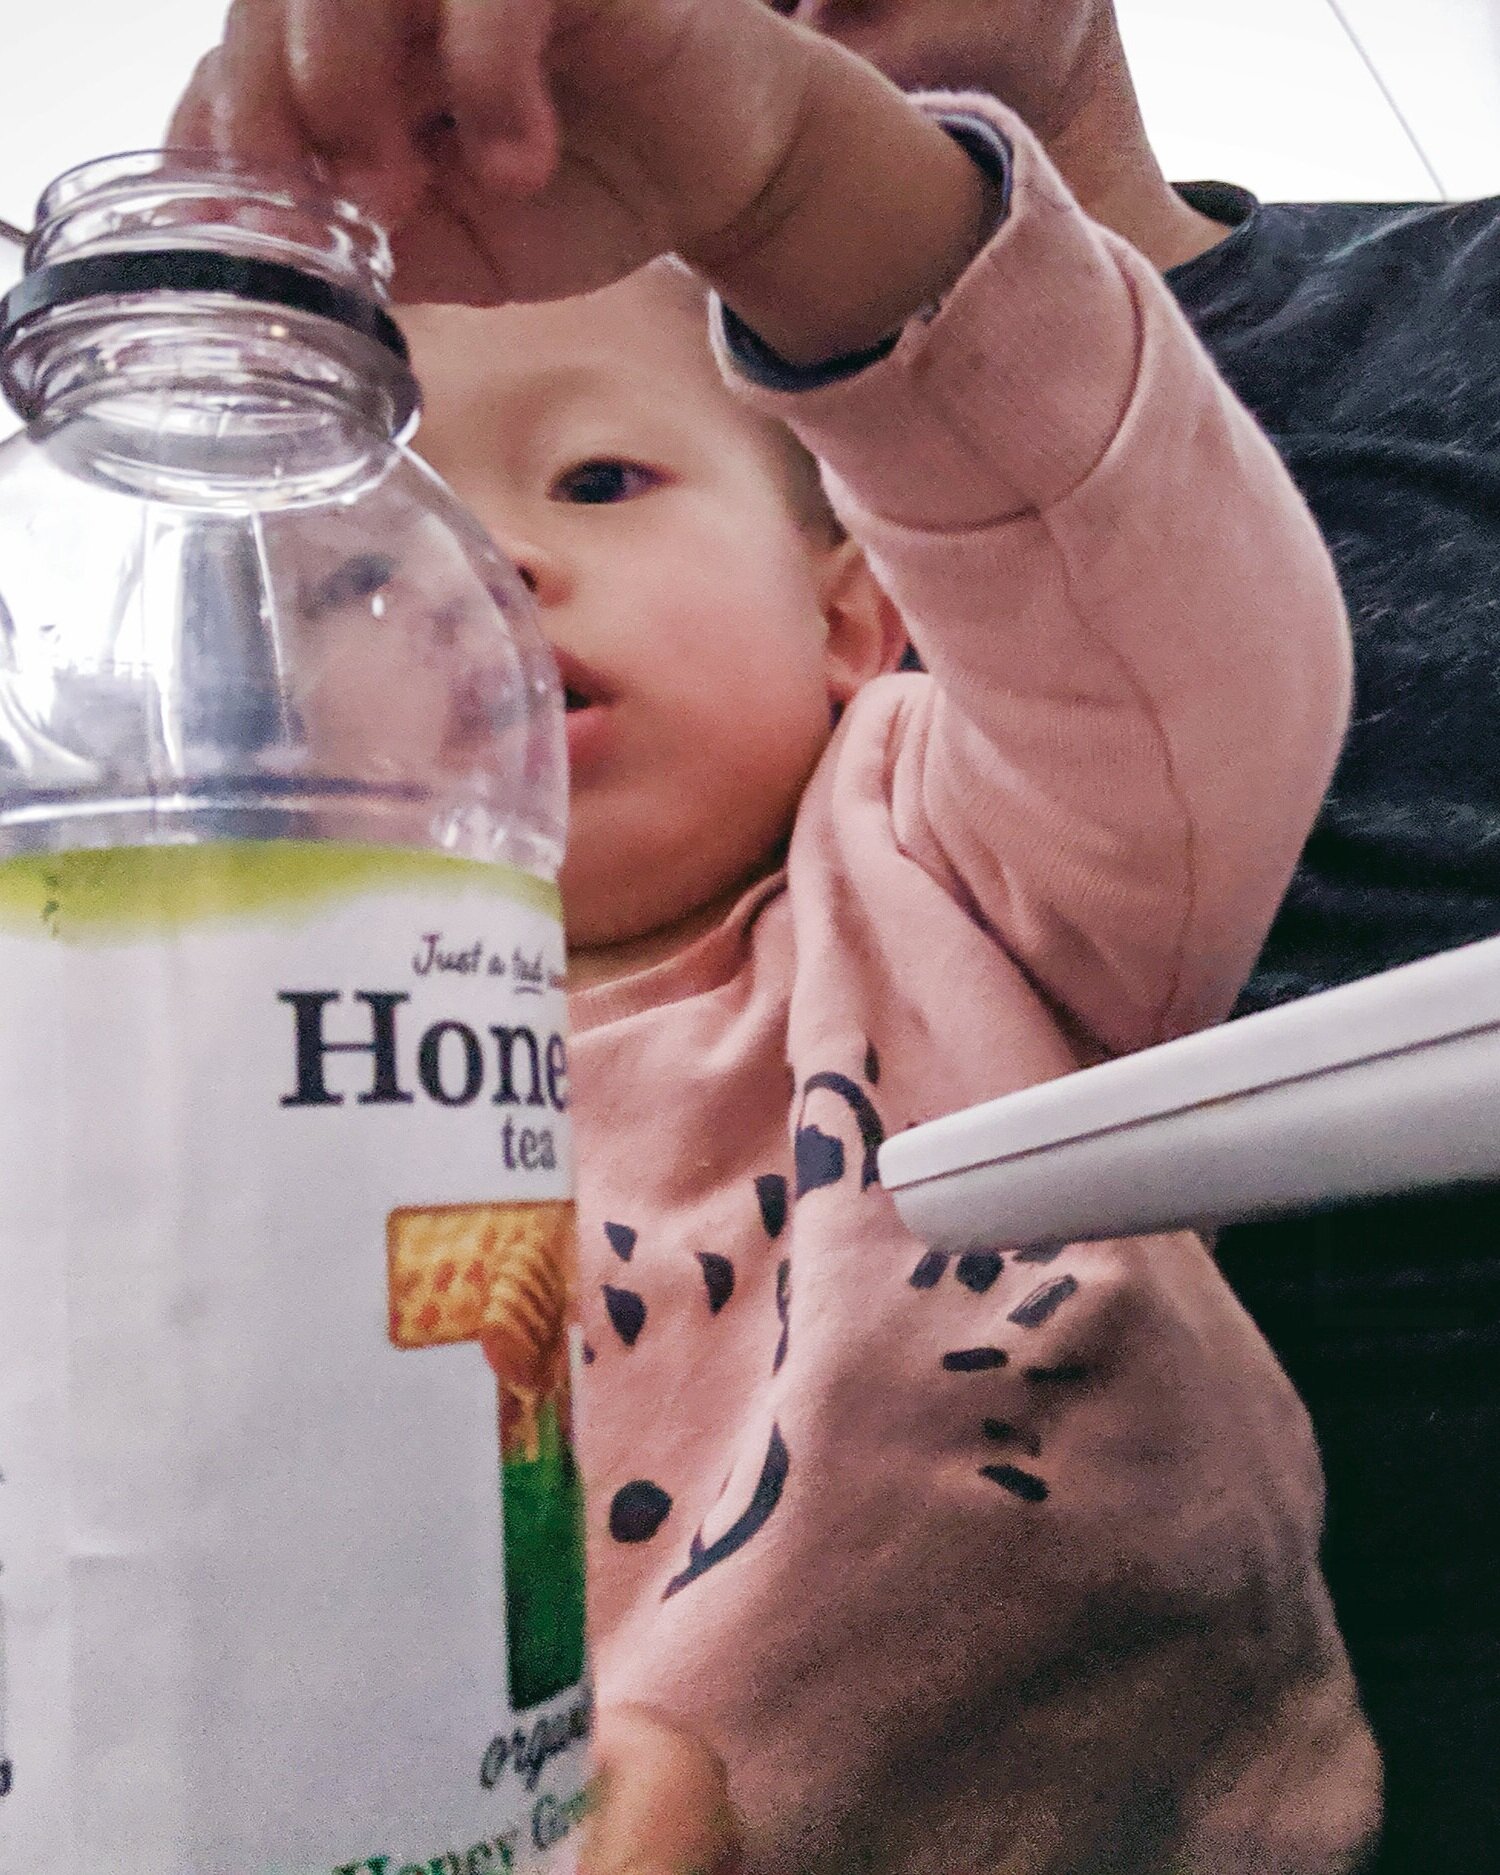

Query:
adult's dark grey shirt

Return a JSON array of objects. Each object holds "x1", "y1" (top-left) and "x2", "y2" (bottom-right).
[
  {"x1": 1166, "y1": 185, "x2": 1500, "y2": 1875},
  {"x1": 1170, "y1": 184, "x2": 1500, "y2": 1006}
]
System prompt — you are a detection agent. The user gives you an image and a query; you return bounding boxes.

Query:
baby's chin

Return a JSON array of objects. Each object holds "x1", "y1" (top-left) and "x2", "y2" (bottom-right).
[
  {"x1": 561, "y1": 871, "x2": 726, "y2": 958},
  {"x1": 559, "y1": 834, "x2": 786, "y2": 983}
]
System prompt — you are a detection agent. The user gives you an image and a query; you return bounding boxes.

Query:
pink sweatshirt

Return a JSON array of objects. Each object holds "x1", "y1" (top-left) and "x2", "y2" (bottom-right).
[{"x1": 571, "y1": 97, "x2": 1379, "y2": 1875}]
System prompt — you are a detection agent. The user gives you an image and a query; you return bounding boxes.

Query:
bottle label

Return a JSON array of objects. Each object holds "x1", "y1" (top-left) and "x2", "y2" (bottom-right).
[{"x1": 0, "y1": 843, "x2": 590, "y2": 1875}]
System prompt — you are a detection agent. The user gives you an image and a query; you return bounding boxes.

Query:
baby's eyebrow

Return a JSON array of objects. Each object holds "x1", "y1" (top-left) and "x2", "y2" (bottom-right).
[{"x1": 501, "y1": 360, "x2": 660, "y2": 439}]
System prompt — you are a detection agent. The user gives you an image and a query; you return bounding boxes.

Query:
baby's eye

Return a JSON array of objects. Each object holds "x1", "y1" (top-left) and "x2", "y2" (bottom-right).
[
  {"x1": 303, "y1": 552, "x2": 397, "y2": 617},
  {"x1": 551, "y1": 459, "x2": 660, "y2": 506}
]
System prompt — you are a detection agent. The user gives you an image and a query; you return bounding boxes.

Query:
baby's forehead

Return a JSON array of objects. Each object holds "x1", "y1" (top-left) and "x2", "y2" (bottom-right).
[
  {"x1": 397, "y1": 272, "x2": 823, "y2": 528},
  {"x1": 398, "y1": 269, "x2": 728, "y2": 424}
]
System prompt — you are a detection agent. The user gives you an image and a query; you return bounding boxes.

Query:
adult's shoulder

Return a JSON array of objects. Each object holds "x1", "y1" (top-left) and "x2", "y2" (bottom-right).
[
  {"x1": 1160, "y1": 187, "x2": 1500, "y2": 429},
  {"x1": 1166, "y1": 188, "x2": 1500, "y2": 328}
]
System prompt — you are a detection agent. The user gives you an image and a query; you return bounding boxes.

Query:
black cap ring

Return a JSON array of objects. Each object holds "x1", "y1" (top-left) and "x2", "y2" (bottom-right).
[{"x1": 0, "y1": 247, "x2": 409, "y2": 362}]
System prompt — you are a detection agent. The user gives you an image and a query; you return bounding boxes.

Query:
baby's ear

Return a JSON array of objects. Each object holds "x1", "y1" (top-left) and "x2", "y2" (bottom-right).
[{"x1": 818, "y1": 540, "x2": 908, "y2": 702}]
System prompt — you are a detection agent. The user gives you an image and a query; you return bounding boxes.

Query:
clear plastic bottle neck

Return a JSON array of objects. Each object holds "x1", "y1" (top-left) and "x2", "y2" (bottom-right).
[{"x1": 0, "y1": 153, "x2": 418, "y2": 485}]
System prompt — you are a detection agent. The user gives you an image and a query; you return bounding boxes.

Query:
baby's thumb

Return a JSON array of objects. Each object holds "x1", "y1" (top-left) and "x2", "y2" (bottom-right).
[
  {"x1": 585, "y1": 1704, "x2": 743, "y2": 1875},
  {"x1": 441, "y1": 0, "x2": 560, "y2": 193}
]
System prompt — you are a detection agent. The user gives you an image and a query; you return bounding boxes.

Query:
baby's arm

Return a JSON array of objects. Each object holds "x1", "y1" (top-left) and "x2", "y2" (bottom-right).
[{"x1": 722, "y1": 96, "x2": 1351, "y2": 1059}]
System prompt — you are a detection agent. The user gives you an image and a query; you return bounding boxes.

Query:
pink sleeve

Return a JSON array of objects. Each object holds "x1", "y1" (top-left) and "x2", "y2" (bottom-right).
[{"x1": 725, "y1": 95, "x2": 1352, "y2": 1057}]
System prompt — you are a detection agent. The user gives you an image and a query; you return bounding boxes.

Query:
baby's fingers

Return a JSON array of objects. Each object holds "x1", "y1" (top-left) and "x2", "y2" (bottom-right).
[
  {"x1": 167, "y1": 50, "x2": 225, "y2": 151},
  {"x1": 285, "y1": 0, "x2": 425, "y2": 214},
  {"x1": 196, "y1": 0, "x2": 309, "y2": 171},
  {"x1": 440, "y1": 0, "x2": 559, "y2": 194},
  {"x1": 584, "y1": 1705, "x2": 741, "y2": 1875}
]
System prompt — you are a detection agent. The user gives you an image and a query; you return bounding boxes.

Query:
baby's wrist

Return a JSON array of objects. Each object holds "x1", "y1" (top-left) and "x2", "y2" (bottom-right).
[{"x1": 681, "y1": 47, "x2": 1002, "y2": 369}]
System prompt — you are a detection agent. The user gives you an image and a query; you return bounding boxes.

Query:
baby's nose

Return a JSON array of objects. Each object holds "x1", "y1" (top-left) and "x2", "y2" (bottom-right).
[{"x1": 504, "y1": 539, "x2": 570, "y2": 609}]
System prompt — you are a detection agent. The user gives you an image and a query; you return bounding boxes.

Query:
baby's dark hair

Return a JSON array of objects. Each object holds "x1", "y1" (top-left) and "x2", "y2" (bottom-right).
[{"x1": 652, "y1": 257, "x2": 846, "y2": 546}]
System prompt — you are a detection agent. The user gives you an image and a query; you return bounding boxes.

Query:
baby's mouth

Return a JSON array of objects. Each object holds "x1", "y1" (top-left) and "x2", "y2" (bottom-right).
[
  {"x1": 553, "y1": 650, "x2": 613, "y2": 717},
  {"x1": 552, "y1": 650, "x2": 616, "y2": 777}
]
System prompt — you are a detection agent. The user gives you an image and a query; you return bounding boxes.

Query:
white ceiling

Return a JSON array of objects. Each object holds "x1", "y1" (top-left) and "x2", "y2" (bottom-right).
[
  {"x1": 2, "y1": 0, "x2": 1498, "y2": 292},
  {"x1": 1117, "y1": 0, "x2": 1500, "y2": 201}
]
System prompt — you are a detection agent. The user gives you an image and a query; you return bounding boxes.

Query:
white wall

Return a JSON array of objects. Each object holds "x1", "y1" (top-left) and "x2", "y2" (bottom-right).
[
  {"x1": 2, "y1": 0, "x2": 219, "y2": 241},
  {"x1": 1117, "y1": 0, "x2": 1500, "y2": 202}
]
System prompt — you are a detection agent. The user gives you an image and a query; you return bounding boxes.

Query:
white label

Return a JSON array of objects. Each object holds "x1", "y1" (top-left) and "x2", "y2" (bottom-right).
[{"x1": 0, "y1": 844, "x2": 591, "y2": 1875}]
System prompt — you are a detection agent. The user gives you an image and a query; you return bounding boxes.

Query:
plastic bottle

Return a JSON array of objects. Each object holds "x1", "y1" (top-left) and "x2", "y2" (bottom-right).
[{"x1": 0, "y1": 152, "x2": 590, "y2": 1875}]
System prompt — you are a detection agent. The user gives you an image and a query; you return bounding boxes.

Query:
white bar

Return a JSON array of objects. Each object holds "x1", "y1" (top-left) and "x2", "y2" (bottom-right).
[{"x1": 880, "y1": 936, "x2": 1500, "y2": 1250}]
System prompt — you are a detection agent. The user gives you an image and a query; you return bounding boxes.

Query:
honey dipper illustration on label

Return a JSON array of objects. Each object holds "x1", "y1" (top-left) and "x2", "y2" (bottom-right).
[{"x1": 388, "y1": 1201, "x2": 587, "y2": 1709}]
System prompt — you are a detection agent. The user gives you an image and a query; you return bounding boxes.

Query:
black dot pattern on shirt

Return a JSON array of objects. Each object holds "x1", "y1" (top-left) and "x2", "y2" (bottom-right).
[
  {"x1": 864, "y1": 1041, "x2": 881, "y2": 1085},
  {"x1": 909, "y1": 1250, "x2": 948, "y2": 1290},
  {"x1": 956, "y1": 1250, "x2": 1004, "y2": 1293},
  {"x1": 802, "y1": 1071, "x2": 884, "y2": 1190},
  {"x1": 773, "y1": 1259, "x2": 791, "y2": 1372},
  {"x1": 1014, "y1": 1243, "x2": 1066, "y2": 1264},
  {"x1": 1023, "y1": 1362, "x2": 1089, "y2": 1385},
  {"x1": 603, "y1": 1285, "x2": 646, "y2": 1347},
  {"x1": 697, "y1": 1252, "x2": 736, "y2": 1314},
  {"x1": 604, "y1": 1221, "x2": 637, "y2": 1262},
  {"x1": 794, "y1": 1123, "x2": 844, "y2": 1197},
  {"x1": 983, "y1": 1417, "x2": 1042, "y2": 1457},
  {"x1": 980, "y1": 1463, "x2": 1049, "y2": 1503},
  {"x1": 755, "y1": 1174, "x2": 788, "y2": 1239},
  {"x1": 609, "y1": 1479, "x2": 673, "y2": 1543},
  {"x1": 1008, "y1": 1274, "x2": 1079, "y2": 1329},
  {"x1": 942, "y1": 1347, "x2": 1008, "y2": 1372}
]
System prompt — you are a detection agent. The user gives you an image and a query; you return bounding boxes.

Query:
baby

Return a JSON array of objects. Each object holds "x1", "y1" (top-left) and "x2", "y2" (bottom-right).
[{"x1": 176, "y1": 1, "x2": 1379, "y2": 1870}]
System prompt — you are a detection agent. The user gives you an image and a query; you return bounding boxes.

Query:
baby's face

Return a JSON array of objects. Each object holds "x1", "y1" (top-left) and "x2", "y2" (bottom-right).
[{"x1": 401, "y1": 273, "x2": 848, "y2": 953}]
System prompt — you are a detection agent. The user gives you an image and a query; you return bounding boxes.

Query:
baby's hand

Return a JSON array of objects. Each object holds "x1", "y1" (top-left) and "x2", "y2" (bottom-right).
[
  {"x1": 169, "y1": 0, "x2": 996, "y2": 363},
  {"x1": 171, "y1": 0, "x2": 823, "y2": 304},
  {"x1": 584, "y1": 1704, "x2": 741, "y2": 1875}
]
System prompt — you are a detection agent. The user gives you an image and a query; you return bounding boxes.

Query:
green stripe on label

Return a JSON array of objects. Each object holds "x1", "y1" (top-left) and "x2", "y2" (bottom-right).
[{"x1": 0, "y1": 842, "x2": 561, "y2": 937}]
